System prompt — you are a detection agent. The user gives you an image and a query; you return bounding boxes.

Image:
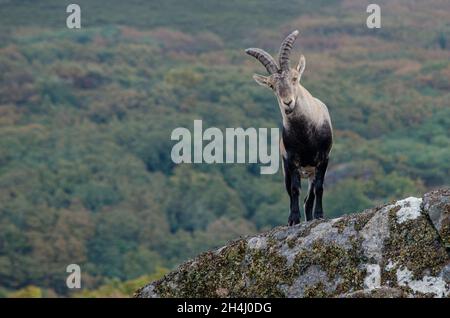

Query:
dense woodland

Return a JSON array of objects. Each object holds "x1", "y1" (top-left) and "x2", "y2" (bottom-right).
[{"x1": 0, "y1": 0, "x2": 449, "y2": 297}]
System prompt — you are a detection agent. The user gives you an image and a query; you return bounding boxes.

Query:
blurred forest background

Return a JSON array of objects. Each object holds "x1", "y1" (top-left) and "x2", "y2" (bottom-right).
[{"x1": 0, "y1": 0, "x2": 449, "y2": 297}]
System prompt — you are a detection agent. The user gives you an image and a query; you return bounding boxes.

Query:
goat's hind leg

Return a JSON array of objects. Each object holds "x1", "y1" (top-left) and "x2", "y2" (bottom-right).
[
  {"x1": 313, "y1": 158, "x2": 328, "y2": 219},
  {"x1": 304, "y1": 177, "x2": 315, "y2": 221}
]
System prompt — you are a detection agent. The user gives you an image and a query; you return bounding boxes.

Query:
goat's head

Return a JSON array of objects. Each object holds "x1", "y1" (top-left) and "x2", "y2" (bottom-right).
[{"x1": 246, "y1": 30, "x2": 305, "y2": 115}]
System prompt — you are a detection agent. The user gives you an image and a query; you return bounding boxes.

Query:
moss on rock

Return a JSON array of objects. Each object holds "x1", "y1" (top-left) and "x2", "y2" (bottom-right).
[
  {"x1": 383, "y1": 207, "x2": 447, "y2": 280},
  {"x1": 136, "y1": 190, "x2": 450, "y2": 298}
]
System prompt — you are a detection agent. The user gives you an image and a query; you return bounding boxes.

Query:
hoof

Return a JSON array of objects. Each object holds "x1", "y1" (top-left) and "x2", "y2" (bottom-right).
[
  {"x1": 314, "y1": 214, "x2": 324, "y2": 220},
  {"x1": 288, "y1": 215, "x2": 300, "y2": 226}
]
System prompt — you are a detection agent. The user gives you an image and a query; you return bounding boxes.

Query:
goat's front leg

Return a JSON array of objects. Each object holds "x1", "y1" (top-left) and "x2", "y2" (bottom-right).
[
  {"x1": 313, "y1": 158, "x2": 328, "y2": 219},
  {"x1": 284, "y1": 159, "x2": 301, "y2": 226}
]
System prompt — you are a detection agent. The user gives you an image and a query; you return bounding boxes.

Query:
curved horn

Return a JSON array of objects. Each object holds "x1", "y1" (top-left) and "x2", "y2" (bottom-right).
[
  {"x1": 245, "y1": 48, "x2": 279, "y2": 74},
  {"x1": 278, "y1": 30, "x2": 299, "y2": 71}
]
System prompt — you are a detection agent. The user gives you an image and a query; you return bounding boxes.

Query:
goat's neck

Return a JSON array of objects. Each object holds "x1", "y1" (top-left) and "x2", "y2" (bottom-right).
[{"x1": 281, "y1": 85, "x2": 313, "y2": 130}]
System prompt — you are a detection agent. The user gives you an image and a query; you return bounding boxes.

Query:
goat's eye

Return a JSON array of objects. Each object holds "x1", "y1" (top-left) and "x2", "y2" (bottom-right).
[{"x1": 292, "y1": 77, "x2": 298, "y2": 82}]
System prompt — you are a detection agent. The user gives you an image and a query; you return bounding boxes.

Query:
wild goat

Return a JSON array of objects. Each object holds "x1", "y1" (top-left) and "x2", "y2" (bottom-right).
[{"x1": 246, "y1": 30, "x2": 333, "y2": 225}]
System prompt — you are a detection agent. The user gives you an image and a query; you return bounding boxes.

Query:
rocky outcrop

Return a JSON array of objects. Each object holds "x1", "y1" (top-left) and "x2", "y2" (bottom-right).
[{"x1": 136, "y1": 189, "x2": 450, "y2": 298}]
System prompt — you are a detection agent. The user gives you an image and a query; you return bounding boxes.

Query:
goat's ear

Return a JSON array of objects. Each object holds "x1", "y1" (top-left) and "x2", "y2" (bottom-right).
[
  {"x1": 252, "y1": 74, "x2": 271, "y2": 88},
  {"x1": 296, "y1": 55, "x2": 306, "y2": 79}
]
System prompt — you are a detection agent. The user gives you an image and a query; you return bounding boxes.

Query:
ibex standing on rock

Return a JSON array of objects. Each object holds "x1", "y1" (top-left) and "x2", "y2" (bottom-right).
[{"x1": 246, "y1": 30, "x2": 333, "y2": 225}]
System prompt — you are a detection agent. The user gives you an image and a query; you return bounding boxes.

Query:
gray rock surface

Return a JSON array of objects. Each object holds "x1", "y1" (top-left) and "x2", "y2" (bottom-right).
[
  {"x1": 136, "y1": 189, "x2": 450, "y2": 298},
  {"x1": 422, "y1": 188, "x2": 450, "y2": 248}
]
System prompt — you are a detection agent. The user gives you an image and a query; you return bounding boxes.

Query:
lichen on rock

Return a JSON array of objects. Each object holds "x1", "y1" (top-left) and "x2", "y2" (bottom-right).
[{"x1": 135, "y1": 189, "x2": 450, "y2": 298}]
